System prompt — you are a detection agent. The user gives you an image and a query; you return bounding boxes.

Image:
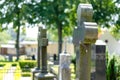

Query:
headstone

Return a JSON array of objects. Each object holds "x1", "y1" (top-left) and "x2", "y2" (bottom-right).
[
  {"x1": 59, "y1": 38, "x2": 71, "y2": 80},
  {"x1": 59, "y1": 53, "x2": 71, "y2": 80},
  {"x1": 95, "y1": 40, "x2": 106, "y2": 80},
  {"x1": 73, "y1": 4, "x2": 98, "y2": 80},
  {"x1": 35, "y1": 27, "x2": 55, "y2": 80}
]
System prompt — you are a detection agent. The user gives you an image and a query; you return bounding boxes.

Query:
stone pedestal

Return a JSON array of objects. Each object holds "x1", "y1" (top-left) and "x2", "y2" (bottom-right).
[
  {"x1": 95, "y1": 40, "x2": 106, "y2": 80},
  {"x1": 35, "y1": 73, "x2": 55, "y2": 80},
  {"x1": 59, "y1": 53, "x2": 71, "y2": 80},
  {"x1": 32, "y1": 68, "x2": 41, "y2": 80}
]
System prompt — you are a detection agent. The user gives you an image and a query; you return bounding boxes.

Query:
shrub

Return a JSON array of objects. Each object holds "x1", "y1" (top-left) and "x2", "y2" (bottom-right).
[
  {"x1": 19, "y1": 60, "x2": 37, "y2": 69},
  {"x1": 106, "y1": 54, "x2": 120, "y2": 80},
  {"x1": 0, "y1": 64, "x2": 5, "y2": 67},
  {"x1": 21, "y1": 72, "x2": 31, "y2": 77},
  {"x1": 107, "y1": 56, "x2": 117, "y2": 80},
  {"x1": 12, "y1": 63, "x2": 17, "y2": 66},
  {"x1": 19, "y1": 60, "x2": 36, "y2": 72}
]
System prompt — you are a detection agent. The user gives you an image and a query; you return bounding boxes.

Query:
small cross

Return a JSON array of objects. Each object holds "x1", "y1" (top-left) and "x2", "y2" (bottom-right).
[{"x1": 64, "y1": 37, "x2": 67, "y2": 53}]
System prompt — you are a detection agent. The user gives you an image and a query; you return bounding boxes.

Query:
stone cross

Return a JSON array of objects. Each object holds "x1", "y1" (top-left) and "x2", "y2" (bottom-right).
[
  {"x1": 35, "y1": 27, "x2": 55, "y2": 80},
  {"x1": 39, "y1": 28, "x2": 48, "y2": 73},
  {"x1": 63, "y1": 37, "x2": 67, "y2": 53},
  {"x1": 73, "y1": 4, "x2": 98, "y2": 80},
  {"x1": 95, "y1": 40, "x2": 106, "y2": 80},
  {"x1": 59, "y1": 42, "x2": 71, "y2": 80}
]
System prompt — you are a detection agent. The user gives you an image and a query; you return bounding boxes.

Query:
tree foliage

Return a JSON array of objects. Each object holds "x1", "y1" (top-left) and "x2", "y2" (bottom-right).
[
  {"x1": 89, "y1": 0, "x2": 120, "y2": 28},
  {"x1": 0, "y1": 0, "x2": 38, "y2": 60},
  {"x1": 31, "y1": 0, "x2": 86, "y2": 55},
  {"x1": 110, "y1": 27, "x2": 120, "y2": 40}
]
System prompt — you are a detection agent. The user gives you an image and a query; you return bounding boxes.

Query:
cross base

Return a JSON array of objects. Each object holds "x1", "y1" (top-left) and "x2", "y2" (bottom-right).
[{"x1": 35, "y1": 72, "x2": 55, "y2": 80}]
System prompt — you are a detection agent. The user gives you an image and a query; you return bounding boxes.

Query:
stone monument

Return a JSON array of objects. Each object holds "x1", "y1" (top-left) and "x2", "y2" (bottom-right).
[
  {"x1": 73, "y1": 4, "x2": 98, "y2": 80},
  {"x1": 35, "y1": 27, "x2": 55, "y2": 80},
  {"x1": 95, "y1": 40, "x2": 106, "y2": 80},
  {"x1": 59, "y1": 38, "x2": 71, "y2": 80}
]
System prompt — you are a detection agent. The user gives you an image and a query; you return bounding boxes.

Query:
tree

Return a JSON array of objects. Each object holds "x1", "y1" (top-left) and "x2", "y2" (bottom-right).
[
  {"x1": 110, "y1": 26, "x2": 120, "y2": 40},
  {"x1": 0, "y1": 0, "x2": 37, "y2": 61},
  {"x1": 32, "y1": 0, "x2": 88, "y2": 58},
  {"x1": 89, "y1": 0, "x2": 120, "y2": 28}
]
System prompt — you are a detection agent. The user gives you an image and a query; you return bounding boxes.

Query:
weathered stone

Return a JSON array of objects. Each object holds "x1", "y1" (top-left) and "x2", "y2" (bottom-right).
[
  {"x1": 32, "y1": 68, "x2": 40, "y2": 80},
  {"x1": 73, "y1": 22, "x2": 98, "y2": 45},
  {"x1": 74, "y1": 45, "x2": 80, "y2": 80},
  {"x1": 79, "y1": 44, "x2": 91, "y2": 80},
  {"x1": 41, "y1": 29, "x2": 47, "y2": 38},
  {"x1": 35, "y1": 73, "x2": 55, "y2": 80},
  {"x1": 73, "y1": 3, "x2": 98, "y2": 80},
  {"x1": 77, "y1": 4, "x2": 93, "y2": 25},
  {"x1": 39, "y1": 38, "x2": 48, "y2": 46},
  {"x1": 59, "y1": 53, "x2": 71, "y2": 80},
  {"x1": 95, "y1": 40, "x2": 106, "y2": 80},
  {"x1": 37, "y1": 26, "x2": 42, "y2": 69},
  {"x1": 35, "y1": 27, "x2": 55, "y2": 80}
]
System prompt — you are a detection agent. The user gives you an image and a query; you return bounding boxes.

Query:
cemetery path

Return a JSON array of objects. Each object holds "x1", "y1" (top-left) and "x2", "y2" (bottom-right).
[{"x1": 3, "y1": 67, "x2": 16, "y2": 80}]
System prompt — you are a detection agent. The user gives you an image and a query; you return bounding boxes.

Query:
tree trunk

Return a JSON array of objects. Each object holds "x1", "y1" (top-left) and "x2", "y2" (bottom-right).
[
  {"x1": 15, "y1": 0, "x2": 20, "y2": 61},
  {"x1": 58, "y1": 23, "x2": 62, "y2": 60},
  {"x1": 16, "y1": 12, "x2": 20, "y2": 61}
]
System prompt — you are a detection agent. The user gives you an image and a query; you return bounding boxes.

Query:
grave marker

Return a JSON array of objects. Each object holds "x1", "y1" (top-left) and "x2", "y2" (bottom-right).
[
  {"x1": 35, "y1": 27, "x2": 55, "y2": 80},
  {"x1": 59, "y1": 38, "x2": 71, "y2": 80},
  {"x1": 73, "y1": 4, "x2": 98, "y2": 80},
  {"x1": 95, "y1": 40, "x2": 106, "y2": 80}
]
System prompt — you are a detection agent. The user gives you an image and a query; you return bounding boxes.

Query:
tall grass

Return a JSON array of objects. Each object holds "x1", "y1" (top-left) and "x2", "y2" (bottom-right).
[{"x1": 106, "y1": 53, "x2": 120, "y2": 80}]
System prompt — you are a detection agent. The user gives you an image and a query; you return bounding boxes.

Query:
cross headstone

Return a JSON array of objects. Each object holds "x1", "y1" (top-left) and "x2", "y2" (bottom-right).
[
  {"x1": 73, "y1": 4, "x2": 98, "y2": 80},
  {"x1": 59, "y1": 38, "x2": 71, "y2": 80},
  {"x1": 35, "y1": 27, "x2": 55, "y2": 80},
  {"x1": 95, "y1": 40, "x2": 106, "y2": 80}
]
